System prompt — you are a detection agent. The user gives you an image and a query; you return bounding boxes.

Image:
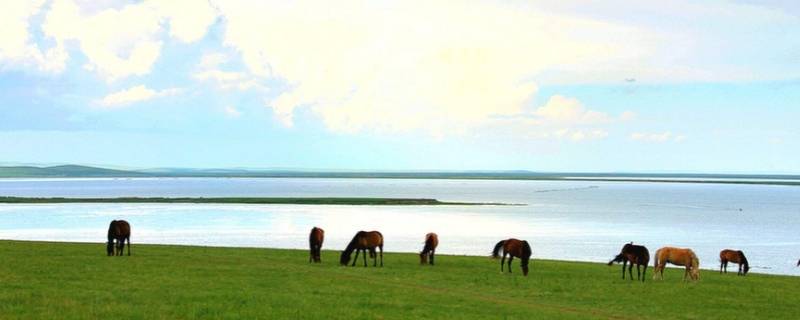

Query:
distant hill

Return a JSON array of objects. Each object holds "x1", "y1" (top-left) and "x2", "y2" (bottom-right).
[
  {"x1": 0, "y1": 165, "x2": 147, "y2": 178},
  {"x1": 1, "y1": 165, "x2": 800, "y2": 185}
]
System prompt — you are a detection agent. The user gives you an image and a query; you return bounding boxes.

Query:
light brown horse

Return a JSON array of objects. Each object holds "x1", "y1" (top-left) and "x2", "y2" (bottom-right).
[
  {"x1": 308, "y1": 227, "x2": 324, "y2": 263},
  {"x1": 340, "y1": 231, "x2": 384, "y2": 267},
  {"x1": 492, "y1": 238, "x2": 532, "y2": 276},
  {"x1": 653, "y1": 247, "x2": 699, "y2": 281},
  {"x1": 719, "y1": 249, "x2": 749, "y2": 276},
  {"x1": 419, "y1": 233, "x2": 438, "y2": 265},
  {"x1": 106, "y1": 220, "x2": 131, "y2": 256},
  {"x1": 607, "y1": 242, "x2": 650, "y2": 282}
]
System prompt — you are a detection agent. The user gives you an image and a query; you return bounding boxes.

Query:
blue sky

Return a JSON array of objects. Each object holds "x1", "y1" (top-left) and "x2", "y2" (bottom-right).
[{"x1": 1, "y1": 1, "x2": 799, "y2": 173}]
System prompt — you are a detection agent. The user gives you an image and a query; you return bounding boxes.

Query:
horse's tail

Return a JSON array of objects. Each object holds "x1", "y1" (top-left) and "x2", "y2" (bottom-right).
[
  {"x1": 607, "y1": 253, "x2": 624, "y2": 266},
  {"x1": 492, "y1": 240, "x2": 506, "y2": 258}
]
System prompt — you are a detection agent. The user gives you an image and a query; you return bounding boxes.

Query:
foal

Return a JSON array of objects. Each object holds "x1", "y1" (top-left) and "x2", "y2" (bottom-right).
[{"x1": 653, "y1": 247, "x2": 699, "y2": 281}]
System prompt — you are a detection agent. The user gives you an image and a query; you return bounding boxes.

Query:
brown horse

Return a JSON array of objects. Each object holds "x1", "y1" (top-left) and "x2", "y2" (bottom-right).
[
  {"x1": 308, "y1": 227, "x2": 324, "y2": 263},
  {"x1": 492, "y1": 238, "x2": 532, "y2": 276},
  {"x1": 607, "y1": 242, "x2": 650, "y2": 282},
  {"x1": 653, "y1": 247, "x2": 699, "y2": 281},
  {"x1": 719, "y1": 249, "x2": 749, "y2": 276},
  {"x1": 106, "y1": 220, "x2": 131, "y2": 256},
  {"x1": 340, "y1": 231, "x2": 384, "y2": 267},
  {"x1": 419, "y1": 233, "x2": 438, "y2": 265}
]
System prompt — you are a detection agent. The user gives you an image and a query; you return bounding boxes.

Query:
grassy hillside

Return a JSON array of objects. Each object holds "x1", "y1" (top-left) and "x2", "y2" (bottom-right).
[
  {"x1": 0, "y1": 241, "x2": 797, "y2": 319},
  {"x1": 0, "y1": 165, "x2": 146, "y2": 178}
]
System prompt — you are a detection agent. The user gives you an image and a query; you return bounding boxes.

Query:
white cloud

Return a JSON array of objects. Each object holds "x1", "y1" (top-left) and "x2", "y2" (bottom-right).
[
  {"x1": 533, "y1": 95, "x2": 612, "y2": 125},
  {"x1": 223, "y1": 105, "x2": 242, "y2": 118},
  {"x1": 216, "y1": 1, "x2": 645, "y2": 133},
  {"x1": 96, "y1": 85, "x2": 182, "y2": 108},
  {"x1": 193, "y1": 53, "x2": 264, "y2": 91},
  {"x1": 40, "y1": 0, "x2": 217, "y2": 81},
  {"x1": 0, "y1": 1, "x2": 68, "y2": 73},
  {"x1": 630, "y1": 131, "x2": 686, "y2": 143}
]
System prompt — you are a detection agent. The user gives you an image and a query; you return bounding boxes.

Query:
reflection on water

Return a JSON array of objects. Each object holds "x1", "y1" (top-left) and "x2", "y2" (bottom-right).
[{"x1": 0, "y1": 178, "x2": 799, "y2": 275}]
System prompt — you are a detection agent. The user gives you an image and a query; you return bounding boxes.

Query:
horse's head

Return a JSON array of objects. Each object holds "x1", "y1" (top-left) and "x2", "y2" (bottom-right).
[
  {"x1": 419, "y1": 252, "x2": 428, "y2": 264},
  {"x1": 743, "y1": 263, "x2": 751, "y2": 275},
  {"x1": 521, "y1": 259, "x2": 530, "y2": 276},
  {"x1": 339, "y1": 251, "x2": 351, "y2": 266},
  {"x1": 106, "y1": 241, "x2": 114, "y2": 256}
]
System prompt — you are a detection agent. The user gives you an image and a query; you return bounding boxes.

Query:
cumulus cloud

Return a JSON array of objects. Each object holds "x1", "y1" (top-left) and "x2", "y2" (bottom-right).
[
  {"x1": 39, "y1": 0, "x2": 217, "y2": 81},
  {"x1": 0, "y1": 1, "x2": 68, "y2": 73},
  {"x1": 215, "y1": 1, "x2": 646, "y2": 133},
  {"x1": 630, "y1": 131, "x2": 686, "y2": 143},
  {"x1": 96, "y1": 85, "x2": 182, "y2": 107},
  {"x1": 192, "y1": 53, "x2": 263, "y2": 91}
]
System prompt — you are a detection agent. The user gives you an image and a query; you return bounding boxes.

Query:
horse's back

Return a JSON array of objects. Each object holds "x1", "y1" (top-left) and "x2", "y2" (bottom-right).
[
  {"x1": 108, "y1": 220, "x2": 131, "y2": 238},
  {"x1": 425, "y1": 233, "x2": 438, "y2": 248}
]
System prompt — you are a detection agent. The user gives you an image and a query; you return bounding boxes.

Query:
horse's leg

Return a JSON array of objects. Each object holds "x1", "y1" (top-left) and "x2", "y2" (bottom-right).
[
  {"x1": 379, "y1": 245, "x2": 383, "y2": 267},
  {"x1": 636, "y1": 263, "x2": 641, "y2": 281},
  {"x1": 507, "y1": 256, "x2": 513, "y2": 273},
  {"x1": 352, "y1": 249, "x2": 360, "y2": 267},
  {"x1": 642, "y1": 264, "x2": 647, "y2": 282},
  {"x1": 371, "y1": 248, "x2": 377, "y2": 267},
  {"x1": 500, "y1": 253, "x2": 506, "y2": 272},
  {"x1": 430, "y1": 250, "x2": 435, "y2": 265},
  {"x1": 126, "y1": 236, "x2": 131, "y2": 256},
  {"x1": 362, "y1": 249, "x2": 368, "y2": 267},
  {"x1": 628, "y1": 261, "x2": 634, "y2": 280},
  {"x1": 621, "y1": 260, "x2": 626, "y2": 279}
]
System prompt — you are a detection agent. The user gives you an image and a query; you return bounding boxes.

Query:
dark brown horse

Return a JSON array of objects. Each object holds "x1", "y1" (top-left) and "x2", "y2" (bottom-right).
[
  {"x1": 106, "y1": 220, "x2": 131, "y2": 256},
  {"x1": 719, "y1": 249, "x2": 749, "y2": 276},
  {"x1": 492, "y1": 238, "x2": 532, "y2": 276},
  {"x1": 308, "y1": 227, "x2": 324, "y2": 263},
  {"x1": 340, "y1": 231, "x2": 384, "y2": 267},
  {"x1": 607, "y1": 242, "x2": 650, "y2": 282},
  {"x1": 419, "y1": 233, "x2": 438, "y2": 265}
]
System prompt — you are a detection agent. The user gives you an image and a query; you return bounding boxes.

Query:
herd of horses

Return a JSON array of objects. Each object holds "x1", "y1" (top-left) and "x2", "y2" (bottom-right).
[{"x1": 106, "y1": 220, "x2": 795, "y2": 281}]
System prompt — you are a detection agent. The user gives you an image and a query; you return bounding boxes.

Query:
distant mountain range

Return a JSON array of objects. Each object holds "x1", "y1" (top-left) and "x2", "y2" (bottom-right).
[{"x1": 1, "y1": 165, "x2": 800, "y2": 185}]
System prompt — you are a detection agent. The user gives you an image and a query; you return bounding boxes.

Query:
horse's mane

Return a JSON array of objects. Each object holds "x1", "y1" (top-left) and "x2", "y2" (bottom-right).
[
  {"x1": 343, "y1": 231, "x2": 364, "y2": 254},
  {"x1": 738, "y1": 250, "x2": 749, "y2": 267},
  {"x1": 520, "y1": 241, "x2": 532, "y2": 266}
]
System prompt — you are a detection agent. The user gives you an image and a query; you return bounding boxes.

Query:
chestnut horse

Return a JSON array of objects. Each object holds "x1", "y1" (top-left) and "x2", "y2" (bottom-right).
[
  {"x1": 308, "y1": 227, "x2": 324, "y2": 263},
  {"x1": 607, "y1": 242, "x2": 650, "y2": 282},
  {"x1": 419, "y1": 233, "x2": 438, "y2": 265},
  {"x1": 106, "y1": 220, "x2": 131, "y2": 256},
  {"x1": 719, "y1": 249, "x2": 749, "y2": 276},
  {"x1": 653, "y1": 247, "x2": 699, "y2": 281},
  {"x1": 340, "y1": 231, "x2": 384, "y2": 267},
  {"x1": 492, "y1": 238, "x2": 532, "y2": 276}
]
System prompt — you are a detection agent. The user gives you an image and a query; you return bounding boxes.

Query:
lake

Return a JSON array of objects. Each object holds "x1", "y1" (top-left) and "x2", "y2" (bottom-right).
[{"x1": 1, "y1": 177, "x2": 799, "y2": 275}]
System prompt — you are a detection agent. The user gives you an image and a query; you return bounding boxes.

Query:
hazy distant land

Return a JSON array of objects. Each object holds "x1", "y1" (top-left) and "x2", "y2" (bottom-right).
[
  {"x1": 1, "y1": 165, "x2": 799, "y2": 186},
  {"x1": 0, "y1": 196, "x2": 504, "y2": 206}
]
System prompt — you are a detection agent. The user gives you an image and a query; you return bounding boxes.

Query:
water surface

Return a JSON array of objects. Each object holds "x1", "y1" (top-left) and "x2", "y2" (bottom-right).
[{"x1": 1, "y1": 178, "x2": 798, "y2": 275}]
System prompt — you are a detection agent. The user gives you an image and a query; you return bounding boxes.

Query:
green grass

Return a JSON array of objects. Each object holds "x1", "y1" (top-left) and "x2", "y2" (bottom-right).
[
  {"x1": 0, "y1": 197, "x2": 503, "y2": 206},
  {"x1": 1, "y1": 241, "x2": 798, "y2": 319}
]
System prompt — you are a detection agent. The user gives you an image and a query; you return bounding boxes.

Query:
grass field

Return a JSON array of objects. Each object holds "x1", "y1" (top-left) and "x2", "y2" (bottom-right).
[{"x1": 1, "y1": 240, "x2": 798, "y2": 319}]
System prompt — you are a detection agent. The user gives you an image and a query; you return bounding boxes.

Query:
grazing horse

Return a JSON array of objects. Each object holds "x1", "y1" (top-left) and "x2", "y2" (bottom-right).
[
  {"x1": 653, "y1": 247, "x2": 699, "y2": 281},
  {"x1": 719, "y1": 249, "x2": 749, "y2": 276},
  {"x1": 492, "y1": 238, "x2": 532, "y2": 276},
  {"x1": 308, "y1": 227, "x2": 324, "y2": 263},
  {"x1": 340, "y1": 231, "x2": 384, "y2": 267},
  {"x1": 607, "y1": 242, "x2": 650, "y2": 282},
  {"x1": 106, "y1": 220, "x2": 131, "y2": 256},
  {"x1": 419, "y1": 233, "x2": 439, "y2": 265}
]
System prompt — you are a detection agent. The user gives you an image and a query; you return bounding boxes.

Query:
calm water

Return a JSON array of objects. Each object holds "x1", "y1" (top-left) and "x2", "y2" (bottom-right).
[{"x1": 1, "y1": 178, "x2": 799, "y2": 275}]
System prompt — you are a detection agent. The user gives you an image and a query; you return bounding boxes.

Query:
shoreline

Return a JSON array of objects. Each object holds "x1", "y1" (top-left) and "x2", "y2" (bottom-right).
[{"x1": 0, "y1": 196, "x2": 515, "y2": 206}]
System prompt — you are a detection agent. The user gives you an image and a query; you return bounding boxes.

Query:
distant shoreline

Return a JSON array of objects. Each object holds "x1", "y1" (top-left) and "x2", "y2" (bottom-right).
[
  {"x1": 1, "y1": 164, "x2": 799, "y2": 186},
  {"x1": 0, "y1": 196, "x2": 513, "y2": 206}
]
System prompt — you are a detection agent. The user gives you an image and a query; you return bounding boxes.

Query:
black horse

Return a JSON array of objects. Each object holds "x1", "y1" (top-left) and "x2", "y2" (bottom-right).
[
  {"x1": 608, "y1": 242, "x2": 649, "y2": 282},
  {"x1": 107, "y1": 220, "x2": 131, "y2": 256}
]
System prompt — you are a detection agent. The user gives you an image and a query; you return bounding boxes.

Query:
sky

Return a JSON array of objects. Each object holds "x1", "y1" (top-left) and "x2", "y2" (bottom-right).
[{"x1": 1, "y1": 0, "x2": 799, "y2": 173}]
